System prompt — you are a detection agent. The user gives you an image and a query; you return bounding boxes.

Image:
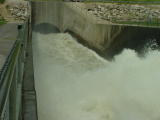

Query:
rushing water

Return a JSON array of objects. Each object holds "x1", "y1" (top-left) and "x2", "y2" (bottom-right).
[{"x1": 32, "y1": 32, "x2": 160, "y2": 120}]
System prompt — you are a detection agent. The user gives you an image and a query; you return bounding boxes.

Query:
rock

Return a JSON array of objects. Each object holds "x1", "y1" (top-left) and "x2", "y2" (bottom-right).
[
  {"x1": 87, "y1": 4, "x2": 160, "y2": 23},
  {"x1": 7, "y1": 3, "x2": 29, "y2": 22}
]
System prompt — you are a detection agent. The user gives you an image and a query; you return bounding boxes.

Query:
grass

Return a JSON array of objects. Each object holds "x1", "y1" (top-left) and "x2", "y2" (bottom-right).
[
  {"x1": 84, "y1": 0, "x2": 160, "y2": 4},
  {"x1": 85, "y1": 0, "x2": 160, "y2": 2},
  {"x1": 27, "y1": 0, "x2": 63, "y2": 1},
  {"x1": 104, "y1": 0, "x2": 158, "y2": 1},
  {"x1": 0, "y1": 0, "x2": 5, "y2": 4},
  {"x1": 113, "y1": 20, "x2": 160, "y2": 27},
  {"x1": 0, "y1": 18, "x2": 6, "y2": 25}
]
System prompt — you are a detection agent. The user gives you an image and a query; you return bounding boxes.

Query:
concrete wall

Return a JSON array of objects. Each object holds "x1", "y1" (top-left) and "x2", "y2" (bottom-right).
[{"x1": 32, "y1": 2, "x2": 123, "y2": 50}]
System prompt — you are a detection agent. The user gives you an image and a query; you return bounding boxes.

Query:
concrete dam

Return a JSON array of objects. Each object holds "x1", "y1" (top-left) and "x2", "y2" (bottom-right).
[
  {"x1": 32, "y1": 2, "x2": 160, "y2": 57},
  {"x1": 1, "y1": 1, "x2": 160, "y2": 120}
]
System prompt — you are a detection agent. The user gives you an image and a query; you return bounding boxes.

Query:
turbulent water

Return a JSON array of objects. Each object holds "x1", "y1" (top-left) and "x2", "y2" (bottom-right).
[{"x1": 32, "y1": 32, "x2": 160, "y2": 120}]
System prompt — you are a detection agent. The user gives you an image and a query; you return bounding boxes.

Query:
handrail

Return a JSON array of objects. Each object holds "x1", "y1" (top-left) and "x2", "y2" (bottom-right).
[{"x1": 0, "y1": 21, "x2": 28, "y2": 120}]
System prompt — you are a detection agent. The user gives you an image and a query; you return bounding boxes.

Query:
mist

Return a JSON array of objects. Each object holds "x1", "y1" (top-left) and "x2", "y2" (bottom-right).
[{"x1": 32, "y1": 32, "x2": 160, "y2": 120}]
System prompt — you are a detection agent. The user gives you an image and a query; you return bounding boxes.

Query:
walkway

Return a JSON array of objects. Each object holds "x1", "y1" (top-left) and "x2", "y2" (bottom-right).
[{"x1": 0, "y1": 23, "x2": 18, "y2": 69}]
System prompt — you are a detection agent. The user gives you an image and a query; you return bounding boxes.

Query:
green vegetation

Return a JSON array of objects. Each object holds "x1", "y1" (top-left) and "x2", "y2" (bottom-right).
[
  {"x1": 85, "y1": 0, "x2": 160, "y2": 2},
  {"x1": 117, "y1": 21, "x2": 160, "y2": 27},
  {"x1": 103, "y1": 0, "x2": 159, "y2": 1},
  {"x1": 113, "y1": 19, "x2": 160, "y2": 27},
  {"x1": 85, "y1": 0, "x2": 160, "y2": 4},
  {"x1": 0, "y1": 18, "x2": 6, "y2": 25},
  {"x1": 0, "y1": 0, "x2": 5, "y2": 3},
  {"x1": 27, "y1": 0, "x2": 63, "y2": 1}
]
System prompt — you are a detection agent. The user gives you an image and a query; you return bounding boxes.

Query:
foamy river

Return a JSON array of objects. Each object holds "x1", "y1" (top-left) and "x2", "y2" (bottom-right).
[{"x1": 32, "y1": 32, "x2": 160, "y2": 120}]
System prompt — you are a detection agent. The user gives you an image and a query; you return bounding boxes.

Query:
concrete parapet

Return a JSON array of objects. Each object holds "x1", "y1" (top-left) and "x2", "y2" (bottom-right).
[{"x1": 32, "y1": 2, "x2": 123, "y2": 50}]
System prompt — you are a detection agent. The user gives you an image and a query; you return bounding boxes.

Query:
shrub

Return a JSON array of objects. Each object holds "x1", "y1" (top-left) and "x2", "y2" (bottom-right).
[
  {"x1": 0, "y1": 0, "x2": 5, "y2": 4},
  {"x1": 0, "y1": 18, "x2": 6, "y2": 25}
]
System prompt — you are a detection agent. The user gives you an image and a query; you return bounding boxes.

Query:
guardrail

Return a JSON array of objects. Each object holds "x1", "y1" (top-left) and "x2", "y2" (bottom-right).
[{"x1": 0, "y1": 21, "x2": 28, "y2": 120}]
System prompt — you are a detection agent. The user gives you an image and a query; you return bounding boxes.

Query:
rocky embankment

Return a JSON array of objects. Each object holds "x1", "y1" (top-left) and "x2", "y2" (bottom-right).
[
  {"x1": 7, "y1": 3, "x2": 29, "y2": 21},
  {"x1": 87, "y1": 4, "x2": 160, "y2": 23},
  {"x1": 0, "y1": 2, "x2": 29, "y2": 22}
]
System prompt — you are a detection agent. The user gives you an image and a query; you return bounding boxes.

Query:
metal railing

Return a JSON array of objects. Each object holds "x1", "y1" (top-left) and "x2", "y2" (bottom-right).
[{"x1": 0, "y1": 21, "x2": 28, "y2": 120}]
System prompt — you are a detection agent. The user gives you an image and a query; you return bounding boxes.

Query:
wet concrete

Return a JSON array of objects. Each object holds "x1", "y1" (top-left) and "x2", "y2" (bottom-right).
[
  {"x1": 34, "y1": 23, "x2": 60, "y2": 34},
  {"x1": 22, "y1": 28, "x2": 38, "y2": 120},
  {"x1": 105, "y1": 26, "x2": 160, "y2": 59}
]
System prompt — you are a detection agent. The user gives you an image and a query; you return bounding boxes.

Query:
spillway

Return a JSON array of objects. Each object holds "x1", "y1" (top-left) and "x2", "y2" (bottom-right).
[
  {"x1": 31, "y1": 2, "x2": 160, "y2": 120},
  {"x1": 32, "y1": 30, "x2": 108, "y2": 120},
  {"x1": 32, "y1": 28, "x2": 160, "y2": 120}
]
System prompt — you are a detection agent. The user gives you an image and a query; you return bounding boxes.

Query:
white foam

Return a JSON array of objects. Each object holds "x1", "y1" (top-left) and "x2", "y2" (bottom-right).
[{"x1": 32, "y1": 32, "x2": 160, "y2": 120}]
